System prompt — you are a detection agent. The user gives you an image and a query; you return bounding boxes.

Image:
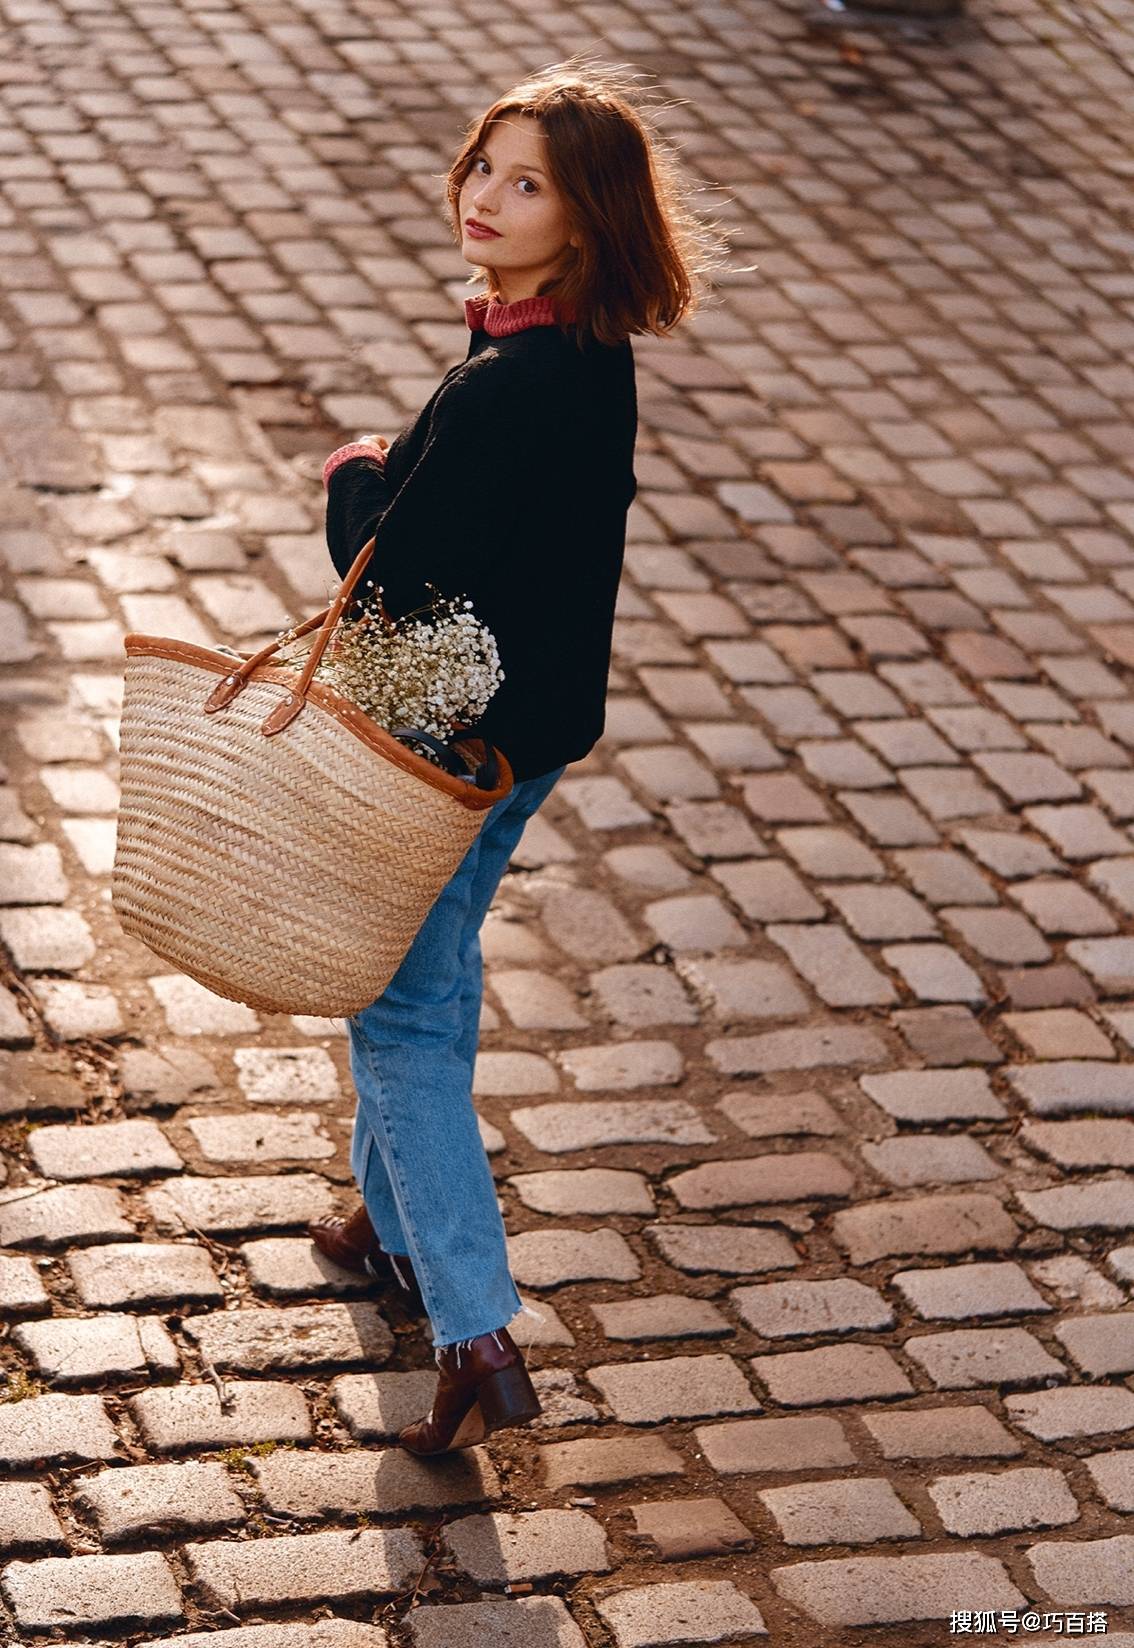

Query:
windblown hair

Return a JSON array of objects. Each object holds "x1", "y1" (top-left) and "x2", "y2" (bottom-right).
[{"x1": 445, "y1": 61, "x2": 726, "y2": 346}]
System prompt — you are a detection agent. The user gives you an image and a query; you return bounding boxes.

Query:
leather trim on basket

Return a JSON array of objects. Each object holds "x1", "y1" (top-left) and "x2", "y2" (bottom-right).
[{"x1": 122, "y1": 634, "x2": 513, "y2": 811}]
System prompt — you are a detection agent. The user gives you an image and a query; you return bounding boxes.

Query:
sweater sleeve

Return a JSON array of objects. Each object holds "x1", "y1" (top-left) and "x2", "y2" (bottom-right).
[
  {"x1": 324, "y1": 454, "x2": 393, "y2": 585},
  {"x1": 336, "y1": 359, "x2": 533, "y2": 620}
]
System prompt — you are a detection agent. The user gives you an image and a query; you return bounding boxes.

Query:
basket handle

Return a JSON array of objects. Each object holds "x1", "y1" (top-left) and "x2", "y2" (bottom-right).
[{"x1": 203, "y1": 533, "x2": 378, "y2": 735}]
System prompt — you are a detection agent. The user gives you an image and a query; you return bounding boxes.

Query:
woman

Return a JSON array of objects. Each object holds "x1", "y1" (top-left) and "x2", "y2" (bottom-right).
[{"x1": 309, "y1": 62, "x2": 719, "y2": 1456}]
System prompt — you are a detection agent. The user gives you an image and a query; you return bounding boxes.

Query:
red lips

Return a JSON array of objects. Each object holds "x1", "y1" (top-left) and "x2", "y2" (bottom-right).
[{"x1": 465, "y1": 218, "x2": 501, "y2": 239}]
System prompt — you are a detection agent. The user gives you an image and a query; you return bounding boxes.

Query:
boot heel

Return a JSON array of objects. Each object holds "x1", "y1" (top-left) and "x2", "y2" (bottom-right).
[{"x1": 477, "y1": 1361, "x2": 541, "y2": 1433}]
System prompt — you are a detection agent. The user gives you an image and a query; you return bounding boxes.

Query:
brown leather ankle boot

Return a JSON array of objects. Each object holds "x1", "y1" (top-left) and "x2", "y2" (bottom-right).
[
  {"x1": 399, "y1": 1327, "x2": 541, "y2": 1456},
  {"x1": 307, "y1": 1205, "x2": 425, "y2": 1315}
]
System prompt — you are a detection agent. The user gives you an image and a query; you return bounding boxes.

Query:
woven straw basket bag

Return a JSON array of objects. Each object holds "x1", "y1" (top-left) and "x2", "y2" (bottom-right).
[{"x1": 112, "y1": 534, "x2": 513, "y2": 1017}]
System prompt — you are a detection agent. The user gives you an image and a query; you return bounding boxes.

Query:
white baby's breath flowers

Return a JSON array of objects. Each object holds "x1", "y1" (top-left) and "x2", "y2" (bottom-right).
[{"x1": 298, "y1": 586, "x2": 503, "y2": 757}]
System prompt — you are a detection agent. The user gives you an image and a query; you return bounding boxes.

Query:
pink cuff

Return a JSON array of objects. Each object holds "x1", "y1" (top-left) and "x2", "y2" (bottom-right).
[{"x1": 322, "y1": 441, "x2": 386, "y2": 490}]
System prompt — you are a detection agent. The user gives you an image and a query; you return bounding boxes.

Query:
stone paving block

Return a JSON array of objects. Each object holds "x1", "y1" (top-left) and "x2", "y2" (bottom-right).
[
  {"x1": 491, "y1": 969, "x2": 589, "y2": 1030},
  {"x1": 144, "y1": 1626, "x2": 388, "y2": 1648},
  {"x1": 776, "y1": 827, "x2": 884, "y2": 880},
  {"x1": 595, "y1": 1580, "x2": 766, "y2": 1645},
  {"x1": 146, "y1": 1174, "x2": 335, "y2": 1235},
  {"x1": 0, "y1": 1186, "x2": 131, "y2": 1245},
  {"x1": 0, "y1": 991, "x2": 33, "y2": 1048},
  {"x1": 732, "y1": 1278, "x2": 892, "y2": 1338},
  {"x1": 668, "y1": 1151, "x2": 853, "y2": 1209},
  {"x1": 185, "y1": 1304, "x2": 392, "y2": 1373},
  {"x1": 895, "y1": 847, "x2": 998, "y2": 906},
  {"x1": 31, "y1": 981, "x2": 123, "y2": 1041},
  {"x1": 822, "y1": 883, "x2": 938, "y2": 942},
  {"x1": 883, "y1": 941, "x2": 987, "y2": 1004},
  {"x1": 718, "y1": 1090, "x2": 842, "y2": 1139},
  {"x1": 1, "y1": 1551, "x2": 183, "y2": 1633},
  {"x1": 1003, "y1": 1006, "x2": 1115, "y2": 1057},
  {"x1": 252, "y1": 1446, "x2": 498, "y2": 1517},
  {"x1": 68, "y1": 1242, "x2": 223, "y2": 1309},
  {"x1": 0, "y1": 905, "x2": 95, "y2": 970},
  {"x1": 1027, "y1": 1535, "x2": 1134, "y2": 1605},
  {"x1": 647, "y1": 1223, "x2": 799, "y2": 1276},
  {"x1": 760, "y1": 1477, "x2": 920, "y2": 1546},
  {"x1": 559, "y1": 776, "x2": 652, "y2": 830},
  {"x1": 233, "y1": 1046, "x2": 339, "y2": 1103},
  {"x1": 0, "y1": 843, "x2": 69, "y2": 904},
  {"x1": 862, "y1": 1406, "x2": 1023, "y2": 1460},
  {"x1": 509, "y1": 1226, "x2": 642, "y2": 1288},
  {"x1": 590, "y1": 964, "x2": 697, "y2": 1030},
  {"x1": 766, "y1": 923, "x2": 896, "y2": 1006},
  {"x1": 1085, "y1": 1449, "x2": 1134, "y2": 1512},
  {"x1": 1005, "y1": 1385, "x2": 1134, "y2": 1441},
  {"x1": 770, "y1": 1551, "x2": 1024, "y2": 1626},
  {"x1": 587, "y1": 1354, "x2": 759, "y2": 1423},
  {"x1": 184, "y1": 1528, "x2": 422, "y2": 1610},
  {"x1": 590, "y1": 1295, "x2": 729, "y2": 1341},
  {"x1": 408, "y1": 1597, "x2": 584, "y2": 1648},
  {"x1": 861, "y1": 1135, "x2": 1000, "y2": 1186},
  {"x1": 444, "y1": 1508, "x2": 609, "y2": 1585},
  {"x1": 0, "y1": 1391, "x2": 120, "y2": 1468},
  {"x1": 331, "y1": 1371, "x2": 440, "y2": 1440},
  {"x1": 559, "y1": 1040, "x2": 682, "y2": 1091},
  {"x1": 1017, "y1": 1179, "x2": 1134, "y2": 1230},
  {"x1": 0, "y1": 1482, "x2": 66, "y2": 1553},
  {"x1": 510, "y1": 1100, "x2": 713, "y2": 1153},
  {"x1": 541, "y1": 1434, "x2": 685, "y2": 1490},
  {"x1": 118, "y1": 1046, "x2": 220, "y2": 1107},
  {"x1": 928, "y1": 1466, "x2": 1079, "y2": 1536},
  {"x1": 751, "y1": 1343, "x2": 913, "y2": 1406},
  {"x1": 130, "y1": 1382, "x2": 312, "y2": 1452},
  {"x1": 644, "y1": 894, "x2": 747, "y2": 953},
  {"x1": 151, "y1": 975, "x2": 260, "y2": 1037},
  {"x1": 893, "y1": 1262, "x2": 1049, "y2": 1321},
  {"x1": 1054, "y1": 1311, "x2": 1134, "y2": 1374},
  {"x1": 540, "y1": 887, "x2": 642, "y2": 962},
  {"x1": 665, "y1": 801, "x2": 763, "y2": 860},
  {"x1": 676, "y1": 957, "x2": 808, "y2": 1019},
  {"x1": 75, "y1": 1461, "x2": 244, "y2": 1543},
  {"x1": 184, "y1": 1111, "x2": 334, "y2": 1164},
  {"x1": 630, "y1": 1498, "x2": 752, "y2": 1561},
  {"x1": 0, "y1": 1253, "x2": 50, "y2": 1313},
  {"x1": 1022, "y1": 1119, "x2": 1134, "y2": 1168},
  {"x1": 14, "y1": 1313, "x2": 179, "y2": 1385},
  {"x1": 603, "y1": 845, "x2": 693, "y2": 892},
  {"x1": 860, "y1": 1067, "x2": 1006, "y2": 1123},
  {"x1": 28, "y1": 1117, "x2": 181, "y2": 1180},
  {"x1": 1006, "y1": 1060, "x2": 1134, "y2": 1115},
  {"x1": 696, "y1": 1414, "x2": 855, "y2": 1473},
  {"x1": 904, "y1": 1326, "x2": 1065, "y2": 1389},
  {"x1": 237, "y1": 1238, "x2": 367, "y2": 1300},
  {"x1": 473, "y1": 1050, "x2": 559, "y2": 1096},
  {"x1": 708, "y1": 1023, "x2": 888, "y2": 1075},
  {"x1": 711, "y1": 859, "x2": 824, "y2": 923},
  {"x1": 833, "y1": 1193, "x2": 1018, "y2": 1263},
  {"x1": 508, "y1": 1169, "x2": 654, "y2": 1216}
]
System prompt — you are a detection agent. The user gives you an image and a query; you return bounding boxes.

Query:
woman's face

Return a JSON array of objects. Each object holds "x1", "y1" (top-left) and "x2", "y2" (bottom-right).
[{"x1": 458, "y1": 113, "x2": 575, "y2": 304}]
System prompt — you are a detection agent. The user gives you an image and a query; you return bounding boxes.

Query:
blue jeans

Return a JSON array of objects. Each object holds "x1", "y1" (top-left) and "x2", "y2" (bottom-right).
[{"x1": 346, "y1": 765, "x2": 565, "y2": 1348}]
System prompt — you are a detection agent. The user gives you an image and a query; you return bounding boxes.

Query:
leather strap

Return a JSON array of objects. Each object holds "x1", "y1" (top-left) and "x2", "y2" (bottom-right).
[
  {"x1": 203, "y1": 534, "x2": 379, "y2": 735},
  {"x1": 395, "y1": 728, "x2": 500, "y2": 791}
]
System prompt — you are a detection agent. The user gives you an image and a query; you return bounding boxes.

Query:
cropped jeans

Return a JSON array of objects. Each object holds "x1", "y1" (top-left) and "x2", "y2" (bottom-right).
[{"x1": 346, "y1": 765, "x2": 564, "y2": 1348}]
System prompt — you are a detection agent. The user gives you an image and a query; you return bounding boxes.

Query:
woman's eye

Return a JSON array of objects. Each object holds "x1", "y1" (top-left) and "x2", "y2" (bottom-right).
[
  {"x1": 473, "y1": 156, "x2": 489, "y2": 174},
  {"x1": 517, "y1": 178, "x2": 538, "y2": 195}
]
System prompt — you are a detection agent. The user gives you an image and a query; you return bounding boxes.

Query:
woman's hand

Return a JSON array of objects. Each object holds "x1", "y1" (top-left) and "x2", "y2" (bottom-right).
[{"x1": 359, "y1": 434, "x2": 390, "y2": 462}]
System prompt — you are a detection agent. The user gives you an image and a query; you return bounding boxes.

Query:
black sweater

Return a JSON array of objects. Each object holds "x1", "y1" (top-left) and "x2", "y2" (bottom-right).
[{"x1": 324, "y1": 296, "x2": 638, "y2": 782}]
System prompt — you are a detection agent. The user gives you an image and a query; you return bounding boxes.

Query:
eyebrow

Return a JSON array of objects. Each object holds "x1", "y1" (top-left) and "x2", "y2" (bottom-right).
[{"x1": 476, "y1": 150, "x2": 547, "y2": 177}]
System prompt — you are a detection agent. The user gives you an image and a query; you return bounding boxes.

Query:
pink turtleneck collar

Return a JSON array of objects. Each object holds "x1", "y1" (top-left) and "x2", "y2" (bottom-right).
[{"x1": 464, "y1": 292, "x2": 572, "y2": 337}]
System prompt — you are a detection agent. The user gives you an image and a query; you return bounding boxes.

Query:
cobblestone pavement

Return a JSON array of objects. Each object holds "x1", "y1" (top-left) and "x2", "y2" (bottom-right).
[{"x1": 3, "y1": 0, "x2": 1134, "y2": 1641}]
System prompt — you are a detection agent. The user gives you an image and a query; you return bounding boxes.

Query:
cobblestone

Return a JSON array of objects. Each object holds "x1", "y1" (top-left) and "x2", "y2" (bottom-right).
[
  {"x1": 8, "y1": 3, "x2": 1134, "y2": 1636},
  {"x1": 1, "y1": 1552, "x2": 183, "y2": 1633},
  {"x1": 185, "y1": 1529, "x2": 422, "y2": 1610}
]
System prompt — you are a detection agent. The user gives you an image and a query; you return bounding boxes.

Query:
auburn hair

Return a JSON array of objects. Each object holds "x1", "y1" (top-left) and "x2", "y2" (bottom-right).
[{"x1": 444, "y1": 62, "x2": 725, "y2": 347}]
